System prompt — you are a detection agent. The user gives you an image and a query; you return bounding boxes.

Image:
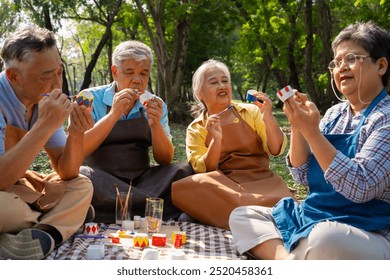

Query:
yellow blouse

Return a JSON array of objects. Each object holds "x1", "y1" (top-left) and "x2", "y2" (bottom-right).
[{"x1": 186, "y1": 102, "x2": 288, "y2": 173}]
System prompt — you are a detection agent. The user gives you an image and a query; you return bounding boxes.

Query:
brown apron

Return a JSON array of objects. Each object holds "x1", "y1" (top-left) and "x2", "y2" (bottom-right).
[
  {"x1": 3, "y1": 125, "x2": 66, "y2": 212},
  {"x1": 81, "y1": 108, "x2": 194, "y2": 222},
  {"x1": 172, "y1": 106, "x2": 293, "y2": 229}
]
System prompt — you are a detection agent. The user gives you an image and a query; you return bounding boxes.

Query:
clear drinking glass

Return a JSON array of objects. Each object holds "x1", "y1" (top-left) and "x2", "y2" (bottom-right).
[
  {"x1": 145, "y1": 198, "x2": 164, "y2": 233},
  {"x1": 116, "y1": 191, "x2": 132, "y2": 227}
]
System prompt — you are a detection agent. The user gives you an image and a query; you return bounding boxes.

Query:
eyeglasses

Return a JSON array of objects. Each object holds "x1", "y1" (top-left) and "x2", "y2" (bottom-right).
[{"x1": 328, "y1": 53, "x2": 371, "y2": 73}]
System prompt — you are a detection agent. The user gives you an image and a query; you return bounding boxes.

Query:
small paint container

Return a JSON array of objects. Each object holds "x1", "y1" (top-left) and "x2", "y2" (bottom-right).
[
  {"x1": 174, "y1": 234, "x2": 183, "y2": 248},
  {"x1": 134, "y1": 215, "x2": 141, "y2": 229},
  {"x1": 84, "y1": 222, "x2": 99, "y2": 235},
  {"x1": 86, "y1": 244, "x2": 105, "y2": 260},
  {"x1": 172, "y1": 231, "x2": 186, "y2": 244},
  {"x1": 152, "y1": 233, "x2": 167, "y2": 247},
  {"x1": 134, "y1": 233, "x2": 149, "y2": 247}
]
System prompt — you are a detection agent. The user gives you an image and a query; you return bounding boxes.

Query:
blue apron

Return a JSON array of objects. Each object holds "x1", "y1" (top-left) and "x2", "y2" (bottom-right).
[{"x1": 273, "y1": 89, "x2": 390, "y2": 251}]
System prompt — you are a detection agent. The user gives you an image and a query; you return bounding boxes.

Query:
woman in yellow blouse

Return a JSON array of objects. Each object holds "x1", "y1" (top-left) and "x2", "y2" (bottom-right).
[{"x1": 172, "y1": 59, "x2": 293, "y2": 229}]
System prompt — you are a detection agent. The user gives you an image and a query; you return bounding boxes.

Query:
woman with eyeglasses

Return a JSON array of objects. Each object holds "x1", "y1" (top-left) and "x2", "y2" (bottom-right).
[{"x1": 229, "y1": 21, "x2": 390, "y2": 259}]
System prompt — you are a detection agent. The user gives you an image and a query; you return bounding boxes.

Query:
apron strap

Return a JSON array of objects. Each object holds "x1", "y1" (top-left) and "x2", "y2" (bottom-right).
[{"x1": 355, "y1": 88, "x2": 387, "y2": 131}]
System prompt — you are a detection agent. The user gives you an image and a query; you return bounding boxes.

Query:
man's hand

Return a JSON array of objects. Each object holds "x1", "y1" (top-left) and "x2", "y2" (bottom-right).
[
  {"x1": 111, "y1": 88, "x2": 139, "y2": 119},
  {"x1": 68, "y1": 105, "x2": 94, "y2": 135},
  {"x1": 144, "y1": 97, "x2": 163, "y2": 127},
  {"x1": 38, "y1": 89, "x2": 74, "y2": 132}
]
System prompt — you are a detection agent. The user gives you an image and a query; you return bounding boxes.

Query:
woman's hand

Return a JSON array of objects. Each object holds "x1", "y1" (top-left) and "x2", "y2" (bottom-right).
[
  {"x1": 283, "y1": 92, "x2": 321, "y2": 138},
  {"x1": 251, "y1": 91, "x2": 274, "y2": 120},
  {"x1": 206, "y1": 114, "x2": 222, "y2": 142}
]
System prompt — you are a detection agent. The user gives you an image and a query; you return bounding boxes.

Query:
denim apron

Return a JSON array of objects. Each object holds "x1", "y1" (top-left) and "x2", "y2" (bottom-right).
[{"x1": 273, "y1": 89, "x2": 390, "y2": 251}]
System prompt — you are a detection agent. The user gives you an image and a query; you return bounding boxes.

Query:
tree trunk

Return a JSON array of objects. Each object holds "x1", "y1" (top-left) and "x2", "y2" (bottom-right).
[
  {"x1": 263, "y1": 45, "x2": 287, "y2": 89},
  {"x1": 107, "y1": 30, "x2": 113, "y2": 83},
  {"x1": 80, "y1": 0, "x2": 122, "y2": 90},
  {"x1": 135, "y1": 0, "x2": 191, "y2": 121},
  {"x1": 303, "y1": 0, "x2": 318, "y2": 104},
  {"x1": 43, "y1": 7, "x2": 53, "y2": 31},
  {"x1": 317, "y1": 0, "x2": 337, "y2": 113},
  {"x1": 169, "y1": 17, "x2": 190, "y2": 112},
  {"x1": 134, "y1": 0, "x2": 166, "y2": 98},
  {"x1": 279, "y1": 0, "x2": 301, "y2": 91},
  {"x1": 42, "y1": 6, "x2": 70, "y2": 95}
]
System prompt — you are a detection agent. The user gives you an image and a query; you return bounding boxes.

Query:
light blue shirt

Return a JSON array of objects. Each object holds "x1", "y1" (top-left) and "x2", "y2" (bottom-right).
[
  {"x1": 0, "y1": 72, "x2": 66, "y2": 155},
  {"x1": 86, "y1": 82, "x2": 172, "y2": 141}
]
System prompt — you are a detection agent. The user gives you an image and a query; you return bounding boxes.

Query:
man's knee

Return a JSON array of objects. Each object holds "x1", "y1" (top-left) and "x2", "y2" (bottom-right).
[
  {"x1": 0, "y1": 192, "x2": 37, "y2": 232},
  {"x1": 66, "y1": 175, "x2": 94, "y2": 199}
]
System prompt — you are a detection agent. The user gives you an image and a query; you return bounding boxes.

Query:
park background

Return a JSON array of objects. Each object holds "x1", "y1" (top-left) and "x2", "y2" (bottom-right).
[{"x1": 1, "y1": 0, "x2": 389, "y2": 199}]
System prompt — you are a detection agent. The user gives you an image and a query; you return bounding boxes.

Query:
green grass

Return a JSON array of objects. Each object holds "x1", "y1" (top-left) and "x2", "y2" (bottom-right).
[
  {"x1": 30, "y1": 150, "x2": 53, "y2": 174},
  {"x1": 170, "y1": 122, "x2": 188, "y2": 163},
  {"x1": 32, "y1": 108, "x2": 308, "y2": 200},
  {"x1": 269, "y1": 109, "x2": 308, "y2": 200}
]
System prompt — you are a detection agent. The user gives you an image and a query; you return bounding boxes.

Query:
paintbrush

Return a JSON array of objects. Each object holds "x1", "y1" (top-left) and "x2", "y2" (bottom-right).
[
  {"x1": 74, "y1": 234, "x2": 107, "y2": 239},
  {"x1": 40, "y1": 94, "x2": 75, "y2": 100},
  {"x1": 114, "y1": 184, "x2": 124, "y2": 210},
  {"x1": 121, "y1": 180, "x2": 132, "y2": 221},
  {"x1": 217, "y1": 104, "x2": 234, "y2": 116}
]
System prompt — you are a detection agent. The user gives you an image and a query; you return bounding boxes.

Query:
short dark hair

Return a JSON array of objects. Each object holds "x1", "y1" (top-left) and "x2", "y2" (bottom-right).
[
  {"x1": 332, "y1": 21, "x2": 390, "y2": 87},
  {"x1": 1, "y1": 25, "x2": 57, "y2": 68}
]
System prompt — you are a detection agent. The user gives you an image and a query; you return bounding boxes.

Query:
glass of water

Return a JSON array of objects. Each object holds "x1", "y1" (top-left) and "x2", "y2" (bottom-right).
[{"x1": 145, "y1": 198, "x2": 164, "y2": 233}]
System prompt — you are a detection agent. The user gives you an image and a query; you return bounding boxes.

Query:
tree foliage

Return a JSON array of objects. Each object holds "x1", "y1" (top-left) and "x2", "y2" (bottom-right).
[
  {"x1": 1, "y1": 0, "x2": 390, "y2": 119},
  {"x1": 0, "y1": 0, "x2": 20, "y2": 72}
]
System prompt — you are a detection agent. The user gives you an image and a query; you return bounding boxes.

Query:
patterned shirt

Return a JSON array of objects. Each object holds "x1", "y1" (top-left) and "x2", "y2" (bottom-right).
[{"x1": 287, "y1": 93, "x2": 390, "y2": 239}]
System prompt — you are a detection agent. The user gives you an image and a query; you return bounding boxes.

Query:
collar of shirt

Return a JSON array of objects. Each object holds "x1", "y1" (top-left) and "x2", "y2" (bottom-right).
[
  {"x1": 102, "y1": 81, "x2": 116, "y2": 107},
  {"x1": 193, "y1": 102, "x2": 244, "y2": 126}
]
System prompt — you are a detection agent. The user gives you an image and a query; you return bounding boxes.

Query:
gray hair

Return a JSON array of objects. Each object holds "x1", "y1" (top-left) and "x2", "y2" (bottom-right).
[
  {"x1": 190, "y1": 59, "x2": 231, "y2": 117},
  {"x1": 192, "y1": 59, "x2": 230, "y2": 100},
  {"x1": 112, "y1": 40, "x2": 154, "y2": 68},
  {"x1": 332, "y1": 21, "x2": 390, "y2": 87},
  {"x1": 1, "y1": 25, "x2": 57, "y2": 68}
]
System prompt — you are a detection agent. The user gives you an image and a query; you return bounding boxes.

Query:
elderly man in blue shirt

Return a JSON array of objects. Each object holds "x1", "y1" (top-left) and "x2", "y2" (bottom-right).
[{"x1": 80, "y1": 40, "x2": 193, "y2": 223}]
